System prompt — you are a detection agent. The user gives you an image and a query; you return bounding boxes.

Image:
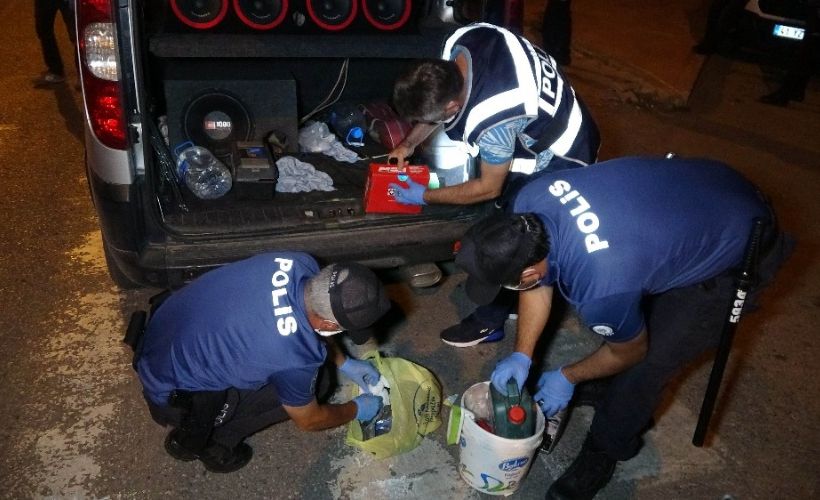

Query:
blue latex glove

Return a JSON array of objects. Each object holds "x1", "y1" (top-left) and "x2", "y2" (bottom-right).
[
  {"x1": 353, "y1": 393, "x2": 384, "y2": 422},
  {"x1": 340, "y1": 357, "x2": 380, "y2": 391},
  {"x1": 534, "y1": 368, "x2": 576, "y2": 417},
  {"x1": 491, "y1": 352, "x2": 532, "y2": 394},
  {"x1": 388, "y1": 177, "x2": 427, "y2": 205}
]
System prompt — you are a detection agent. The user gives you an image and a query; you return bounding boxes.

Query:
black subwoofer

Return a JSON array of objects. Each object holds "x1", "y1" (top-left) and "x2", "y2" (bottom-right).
[
  {"x1": 233, "y1": 0, "x2": 289, "y2": 30},
  {"x1": 170, "y1": 0, "x2": 229, "y2": 29},
  {"x1": 164, "y1": 64, "x2": 298, "y2": 157},
  {"x1": 305, "y1": 0, "x2": 357, "y2": 31},
  {"x1": 361, "y1": 0, "x2": 411, "y2": 30}
]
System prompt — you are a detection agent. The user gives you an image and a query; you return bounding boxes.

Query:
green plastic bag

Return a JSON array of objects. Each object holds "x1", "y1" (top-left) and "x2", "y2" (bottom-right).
[{"x1": 346, "y1": 351, "x2": 442, "y2": 458}]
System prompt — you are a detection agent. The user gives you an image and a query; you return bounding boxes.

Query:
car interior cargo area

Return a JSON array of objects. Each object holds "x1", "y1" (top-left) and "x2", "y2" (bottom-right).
[
  {"x1": 156, "y1": 153, "x2": 480, "y2": 235},
  {"x1": 139, "y1": 3, "x2": 482, "y2": 236}
]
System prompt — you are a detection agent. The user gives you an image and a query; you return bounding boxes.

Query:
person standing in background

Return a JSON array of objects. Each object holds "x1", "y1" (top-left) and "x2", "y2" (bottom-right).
[
  {"x1": 759, "y1": 1, "x2": 819, "y2": 106},
  {"x1": 541, "y1": 0, "x2": 573, "y2": 66},
  {"x1": 34, "y1": 0, "x2": 76, "y2": 87}
]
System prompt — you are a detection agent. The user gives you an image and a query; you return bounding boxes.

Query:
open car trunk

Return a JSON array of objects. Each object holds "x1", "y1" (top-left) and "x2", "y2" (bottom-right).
[{"x1": 140, "y1": 11, "x2": 480, "y2": 239}]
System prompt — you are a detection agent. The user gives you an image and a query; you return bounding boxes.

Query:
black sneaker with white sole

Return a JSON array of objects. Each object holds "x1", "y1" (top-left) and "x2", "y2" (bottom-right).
[{"x1": 440, "y1": 315, "x2": 505, "y2": 347}]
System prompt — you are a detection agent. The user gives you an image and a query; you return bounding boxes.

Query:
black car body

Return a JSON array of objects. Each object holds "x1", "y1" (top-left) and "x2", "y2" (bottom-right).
[{"x1": 76, "y1": 0, "x2": 523, "y2": 288}]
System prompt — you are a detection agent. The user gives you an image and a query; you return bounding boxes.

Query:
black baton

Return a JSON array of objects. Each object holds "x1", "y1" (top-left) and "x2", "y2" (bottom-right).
[{"x1": 692, "y1": 218, "x2": 766, "y2": 446}]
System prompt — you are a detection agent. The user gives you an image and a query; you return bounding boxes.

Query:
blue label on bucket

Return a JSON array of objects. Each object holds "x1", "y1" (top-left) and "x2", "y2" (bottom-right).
[{"x1": 499, "y1": 457, "x2": 529, "y2": 471}]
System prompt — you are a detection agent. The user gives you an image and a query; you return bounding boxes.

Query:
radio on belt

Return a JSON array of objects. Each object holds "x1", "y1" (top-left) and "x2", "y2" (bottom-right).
[
  {"x1": 364, "y1": 163, "x2": 430, "y2": 214},
  {"x1": 232, "y1": 141, "x2": 278, "y2": 200}
]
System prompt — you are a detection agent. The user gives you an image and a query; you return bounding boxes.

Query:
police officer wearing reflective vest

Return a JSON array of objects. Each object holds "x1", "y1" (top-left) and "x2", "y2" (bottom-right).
[
  {"x1": 388, "y1": 22, "x2": 601, "y2": 348},
  {"x1": 135, "y1": 252, "x2": 391, "y2": 473},
  {"x1": 453, "y1": 157, "x2": 791, "y2": 499}
]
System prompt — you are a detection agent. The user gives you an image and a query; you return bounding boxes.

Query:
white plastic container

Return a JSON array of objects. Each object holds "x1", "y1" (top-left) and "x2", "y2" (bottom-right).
[
  {"x1": 455, "y1": 381, "x2": 545, "y2": 496},
  {"x1": 418, "y1": 127, "x2": 476, "y2": 188}
]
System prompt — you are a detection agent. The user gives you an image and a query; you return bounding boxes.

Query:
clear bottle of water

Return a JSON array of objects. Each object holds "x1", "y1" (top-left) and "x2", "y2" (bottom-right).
[{"x1": 174, "y1": 142, "x2": 232, "y2": 199}]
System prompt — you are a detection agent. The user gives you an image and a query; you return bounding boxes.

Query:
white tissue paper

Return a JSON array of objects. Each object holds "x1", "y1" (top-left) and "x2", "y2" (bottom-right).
[{"x1": 366, "y1": 375, "x2": 391, "y2": 406}]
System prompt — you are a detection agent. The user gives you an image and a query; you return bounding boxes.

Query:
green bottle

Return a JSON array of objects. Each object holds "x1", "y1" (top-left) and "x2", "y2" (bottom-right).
[{"x1": 490, "y1": 378, "x2": 536, "y2": 439}]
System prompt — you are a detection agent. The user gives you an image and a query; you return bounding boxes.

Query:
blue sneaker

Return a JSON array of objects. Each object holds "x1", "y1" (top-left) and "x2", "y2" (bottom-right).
[{"x1": 440, "y1": 315, "x2": 505, "y2": 347}]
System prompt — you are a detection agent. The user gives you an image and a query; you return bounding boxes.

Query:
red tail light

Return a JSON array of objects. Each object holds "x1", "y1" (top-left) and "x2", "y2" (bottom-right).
[{"x1": 78, "y1": 0, "x2": 127, "y2": 150}]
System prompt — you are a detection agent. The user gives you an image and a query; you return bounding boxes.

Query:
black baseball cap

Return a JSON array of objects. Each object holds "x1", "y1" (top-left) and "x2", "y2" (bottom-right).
[
  {"x1": 455, "y1": 214, "x2": 541, "y2": 305},
  {"x1": 327, "y1": 263, "x2": 391, "y2": 344}
]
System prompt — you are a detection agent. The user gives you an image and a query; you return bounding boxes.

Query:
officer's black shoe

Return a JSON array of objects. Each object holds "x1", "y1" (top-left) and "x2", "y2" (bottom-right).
[
  {"x1": 164, "y1": 430, "x2": 253, "y2": 473},
  {"x1": 546, "y1": 435, "x2": 617, "y2": 500},
  {"x1": 440, "y1": 314, "x2": 504, "y2": 347},
  {"x1": 199, "y1": 442, "x2": 253, "y2": 474},
  {"x1": 164, "y1": 430, "x2": 199, "y2": 462}
]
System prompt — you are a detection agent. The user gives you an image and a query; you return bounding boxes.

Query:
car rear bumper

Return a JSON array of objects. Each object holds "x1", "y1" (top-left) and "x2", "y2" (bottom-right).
[{"x1": 109, "y1": 207, "x2": 491, "y2": 287}]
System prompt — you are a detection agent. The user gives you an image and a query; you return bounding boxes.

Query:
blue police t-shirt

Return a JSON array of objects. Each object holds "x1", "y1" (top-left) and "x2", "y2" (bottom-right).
[
  {"x1": 512, "y1": 156, "x2": 771, "y2": 342},
  {"x1": 137, "y1": 252, "x2": 327, "y2": 407}
]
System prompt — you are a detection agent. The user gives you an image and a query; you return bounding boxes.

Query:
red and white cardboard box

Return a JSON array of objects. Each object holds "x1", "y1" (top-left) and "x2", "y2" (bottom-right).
[{"x1": 364, "y1": 163, "x2": 430, "y2": 214}]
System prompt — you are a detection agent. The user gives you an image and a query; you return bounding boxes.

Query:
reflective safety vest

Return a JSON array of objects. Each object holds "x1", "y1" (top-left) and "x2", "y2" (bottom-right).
[{"x1": 442, "y1": 23, "x2": 599, "y2": 174}]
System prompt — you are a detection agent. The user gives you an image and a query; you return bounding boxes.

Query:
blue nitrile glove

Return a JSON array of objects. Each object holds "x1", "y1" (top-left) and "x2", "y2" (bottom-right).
[
  {"x1": 388, "y1": 177, "x2": 427, "y2": 205},
  {"x1": 340, "y1": 357, "x2": 381, "y2": 391},
  {"x1": 534, "y1": 368, "x2": 576, "y2": 417},
  {"x1": 491, "y1": 352, "x2": 532, "y2": 394},
  {"x1": 353, "y1": 393, "x2": 384, "y2": 422}
]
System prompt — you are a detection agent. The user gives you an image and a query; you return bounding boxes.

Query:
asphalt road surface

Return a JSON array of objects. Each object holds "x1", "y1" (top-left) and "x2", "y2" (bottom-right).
[{"x1": 1, "y1": 0, "x2": 818, "y2": 498}]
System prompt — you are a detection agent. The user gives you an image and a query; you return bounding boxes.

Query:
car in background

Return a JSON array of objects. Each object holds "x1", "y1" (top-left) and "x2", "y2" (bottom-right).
[
  {"x1": 739, "y1": 0, "x2": 812, "y2": 59},
  {"x1": 75, "y1": 0, "x2": 523, "y2": 289}
]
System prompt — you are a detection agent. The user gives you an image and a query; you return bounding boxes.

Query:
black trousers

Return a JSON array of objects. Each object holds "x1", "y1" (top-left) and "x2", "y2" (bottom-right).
[
  {"x1": 35, "y1": 0, "x2": 75, "y2": 75},
  {"x1": 589, "y1": 229, "x2": 792, "y2": 460},
  {"x1": 541, "y1": 0, "x2": 572, "y2": 65},
  {"x1": 145, "y1": 363, "x2": 334, "y2": 450},
  {"x1": 697, "y1": 0, "x2": 748, "y2": 49},
  {"x1": 777, "y1": 4, "x2": 820, "y2": 96}
]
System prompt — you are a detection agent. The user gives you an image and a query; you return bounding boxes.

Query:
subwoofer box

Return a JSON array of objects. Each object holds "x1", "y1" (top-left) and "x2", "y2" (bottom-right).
[{"x1": 164, "y1": 61, "x2": 298, "y2": 158}]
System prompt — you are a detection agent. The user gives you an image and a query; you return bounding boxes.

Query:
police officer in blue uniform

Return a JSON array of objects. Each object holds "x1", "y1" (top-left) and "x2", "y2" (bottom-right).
[
  {"x1": 388, "y1": 22, "x2": 601, "y2": 347},
  {"x1": 136, "y1": 252, "x2": 391, "y2": 473},
  {"x1": 454, "y1": 157, "x2": 791, "y2": 499}
]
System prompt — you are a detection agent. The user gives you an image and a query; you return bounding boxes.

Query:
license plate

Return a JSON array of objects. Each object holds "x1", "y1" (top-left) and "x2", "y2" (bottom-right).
[{"x1": 773, "y1": 24, "x2": 805, "y2": 40}]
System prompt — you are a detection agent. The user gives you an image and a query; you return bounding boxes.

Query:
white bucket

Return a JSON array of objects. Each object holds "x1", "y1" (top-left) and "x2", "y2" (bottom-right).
[{"x1": 455, "y1": 381, "x2": 544, "y2": 496}]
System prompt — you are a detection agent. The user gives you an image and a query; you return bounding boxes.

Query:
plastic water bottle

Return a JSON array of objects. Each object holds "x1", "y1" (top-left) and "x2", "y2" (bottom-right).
[
  {"x1": 328, "y1": 103, "x2": 366, "y2": 147},
  {"x1": 174, "y1": 142, "x2": 232, "y2": 199},
  {"x1": 490, "y1": 378, "x2": 536, "y2": 439}
]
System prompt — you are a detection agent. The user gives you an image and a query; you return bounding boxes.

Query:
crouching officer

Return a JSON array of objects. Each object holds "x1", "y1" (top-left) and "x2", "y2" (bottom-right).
[
  {"x1": 132, "y1": 252, "x2": 391, "y2": 473},
  {"x1": 454, "y1": 156, "x2": 792, "y2": 499}
]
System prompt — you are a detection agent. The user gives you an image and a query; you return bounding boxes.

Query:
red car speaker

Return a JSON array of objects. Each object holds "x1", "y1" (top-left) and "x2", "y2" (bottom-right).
[
  {"x1": 233, "y1": 0, "x2": 289, "y2": 30},
  {"x1": 170, "y1": 0, "x2": 229, "y2": 29},
  {"x1": 305, "y1": 0, "x2": 358, "y2": 31},
  {"x1": 361, "y1": 0, "x2": 411, "y2": 30}
]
